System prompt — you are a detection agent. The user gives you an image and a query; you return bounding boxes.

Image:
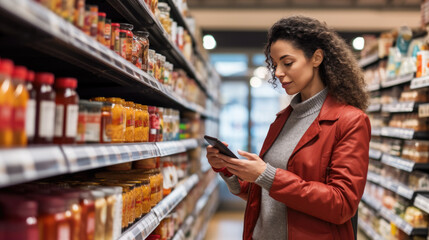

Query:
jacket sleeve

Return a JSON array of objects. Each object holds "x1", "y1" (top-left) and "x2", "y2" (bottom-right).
[{"x1": 268, "y1": 111, "x2": 371, "y2": 225}]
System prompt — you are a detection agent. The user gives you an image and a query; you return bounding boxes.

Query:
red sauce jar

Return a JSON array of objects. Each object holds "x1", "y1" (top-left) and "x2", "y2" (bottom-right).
[
  {"x1": 34, "y1": 73, "x2": 56, "y2": 144},
  {"x1": 26, "y1": 70, "x2": 37, "y2": 144},
  {"x1": 148, "y1": 106, "x2": 159, "y2": 142},
  {"x1": 53, "y1": 78, "x2": 79, "y2": 144}
]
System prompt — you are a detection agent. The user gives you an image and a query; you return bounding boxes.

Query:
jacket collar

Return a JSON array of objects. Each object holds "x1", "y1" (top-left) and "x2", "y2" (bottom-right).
[{"x1": 260, "y1": 94, "x2": 342, "y2": 158}]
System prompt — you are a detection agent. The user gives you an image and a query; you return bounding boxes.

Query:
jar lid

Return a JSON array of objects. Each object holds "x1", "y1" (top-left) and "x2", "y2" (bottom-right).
[
  {"x1": 98, "y1": 12, "x2": 106, "y2": 17},
  {"x1": 135, "y1": 30, "x2": 149, "y2": 38},
  {"x1": 107, "y1": 97, "x2": 123, "y2": 104},
  {"x1": 158, "y1": 2, "x2": 170, "y2": 11},
  {"x1": 12, "y1": 66, "x2": 27, "y2": 80},
  {"x1": 125, "y1": 101, "x2": 135, "y2": 107},
  {"x1": 0, "y1": 59, "x2": 14, "y2": 76},
  {"x1": 91, "y1": 97, "x2": 106, "y2": 102},
  {"x1": 35, "y1": 72, "x2": 55, "y2": 85},
  {"x1": 119, "y1": 23, "x2": 134, "y2": 31},
  {"x1": 55, "y1": 77, "x2": 78, "y2": 89},
  {"x1": 111, "y1": 23, "x2": 120, "y2": 27},
  {"x1": 141, "y1": 105, "x2": 148, "y2": 110},
  {"x1": 126, "y1": 30, "x2": 133, "y2": 37},
  {"x1": 26, "y1": 70, "x2": 35, "y2": 82}
]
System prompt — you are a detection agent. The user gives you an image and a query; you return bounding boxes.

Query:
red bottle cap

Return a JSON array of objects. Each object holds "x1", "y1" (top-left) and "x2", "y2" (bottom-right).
[
  {"x1": 55, "y1": 77, "x2": 78, "y2": 89},
  {"x1": 12, "y1": 66, "x2": 28, "y2": 80},
  {"x1": 35, "y1": 72, "x2": 55, "y2": 85},
  {"x1": 26, "y1": 70, "x2": 35, "y2": 82},
  {"x1": 111, "y1": 23, "x2": 120, "y2": 27},
  {"x1": 98, "y1": 12, "x2": 106, "y2": 17},
  {"x1": 0, "y1": 59, "x2": 14, "y2": 76}
]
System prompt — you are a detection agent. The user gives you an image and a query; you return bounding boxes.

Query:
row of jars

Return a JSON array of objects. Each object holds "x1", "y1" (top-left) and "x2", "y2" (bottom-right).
[{"x1": 0, "y1": 165, "x2": 165, "y2": 240}]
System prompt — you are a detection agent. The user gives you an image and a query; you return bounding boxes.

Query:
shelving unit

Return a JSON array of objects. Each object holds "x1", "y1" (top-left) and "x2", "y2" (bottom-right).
[
  {"x1": 358, "y1": 219, "x2": 384, "y2": 240},
  {"x1": 0, "y1": 0, "x2": 221, "y2": 239}
]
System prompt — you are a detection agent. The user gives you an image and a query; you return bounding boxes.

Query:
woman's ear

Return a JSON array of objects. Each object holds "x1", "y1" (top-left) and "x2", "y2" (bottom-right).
[{"x1": 312, "y1": 49, "x2": 324, "y2": 67}]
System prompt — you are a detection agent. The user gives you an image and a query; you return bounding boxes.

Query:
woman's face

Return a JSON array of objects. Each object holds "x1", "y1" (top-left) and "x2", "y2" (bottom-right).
[{"x1": 270, "y1": 40, "x2": 324, "y2": 100}]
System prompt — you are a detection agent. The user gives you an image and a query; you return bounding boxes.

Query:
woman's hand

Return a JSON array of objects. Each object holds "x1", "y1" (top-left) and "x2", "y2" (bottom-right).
[
  {"x1": 217, "y1": 149, "x2": 267, "y2": 182},
  {"x1": 206, "y1": 143, "x2": 228, "y2": 169}
]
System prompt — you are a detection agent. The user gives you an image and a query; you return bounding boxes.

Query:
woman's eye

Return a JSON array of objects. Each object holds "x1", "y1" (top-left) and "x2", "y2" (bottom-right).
[{"x1": 284, "y1": 62, "x2": 293, "y2": 66}]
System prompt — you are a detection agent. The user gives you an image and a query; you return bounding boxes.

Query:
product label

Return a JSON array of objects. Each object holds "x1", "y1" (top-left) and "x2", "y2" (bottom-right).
[
  {"x1": 12, "y1": 106, "x2": 25, "y2": 130},
  {"x1": 57, "y1": 223, "x2": 70, "y2": 240},
  {"x1": 76, "y1": 112, "x2": 86, "y2": 142},
  {"x1": 54, "y1": 104, "x2": 64, "y2": 137},
  {"x1": 85, "y1": 113, "x2": 101, "y2": 142},
  {"x1": 38, "y1": 101, "x2": 55, "y2": 137},
  {"x1": 26, "y1": 99, "x2": 36, "y2": 137},
  {"x1": 66, "y1": 104, "x2": 79, "y2": 137},
  {"x1": 0, "y1": 105, "x2": 12, "y2": 130},
  {"x1": 135, "y1": 119, "x2": 143, "y2": 127},
  {"x1": 87, "y1": 212, "x2": 95, "y2": 235}
]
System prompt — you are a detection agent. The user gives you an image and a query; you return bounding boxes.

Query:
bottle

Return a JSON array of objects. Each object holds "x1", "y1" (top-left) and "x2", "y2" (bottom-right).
[
  {"x1": 11, "y1": 66, "x2": 29, "y2": 146},
  {"x1": 124, "y1": 101, "x2": 135, "y2": 143},
  {"x1": 0, "y1": 59, "x2": 15, "y2": 147},
  {"x1": 26, "y1": 70, "x2": 37, "y2": 144},
  {"x1": 35, "y1": 195, "x2": 72, "y2": 240},
  {"x1": 34, "y1": 72, "x2": 56, "y2": 144},
  {"x1": 54, "y1": 78, "x2": 79, "y2": 144},
  {"x1": 148, "y1": 106, "x2": 158, "y2": 142},
  {"x1": 106, "y1": 98, "x2": 125, "y2": 143}
]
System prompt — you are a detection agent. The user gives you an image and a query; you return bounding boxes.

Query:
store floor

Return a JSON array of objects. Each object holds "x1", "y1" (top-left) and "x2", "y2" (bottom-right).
[{"x1": 205, "y1": 211, "x2": 245, "y2": 240}]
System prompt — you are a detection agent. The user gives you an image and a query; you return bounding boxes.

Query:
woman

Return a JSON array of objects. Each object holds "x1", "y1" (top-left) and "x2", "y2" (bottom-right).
[{"x1": 206, "y1": 15, "x2": 371, "y2": 240}]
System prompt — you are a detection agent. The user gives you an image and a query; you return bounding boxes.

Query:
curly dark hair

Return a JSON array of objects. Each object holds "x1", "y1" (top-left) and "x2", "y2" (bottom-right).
[{"x1": 264, "y1": 15, "x2": 368, "y2": 111}]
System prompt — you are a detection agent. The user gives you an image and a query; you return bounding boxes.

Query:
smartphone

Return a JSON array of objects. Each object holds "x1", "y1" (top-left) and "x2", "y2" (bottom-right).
[{"x1": 204, "y1": 135, "x2": 239, "y2": 159}]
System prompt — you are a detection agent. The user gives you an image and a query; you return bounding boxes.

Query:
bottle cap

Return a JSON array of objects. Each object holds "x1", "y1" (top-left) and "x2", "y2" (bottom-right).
[
  {"x1": 12, "y1": 66, "x2": 28, "y2": 80},
  {"x1": 98, "y1": 12, "x2": 106, "y2": 17},
  {"x1": 26, "y1": 70, "x2": 35, "y2": 82},
  {"x1": 55, "y1": 77, "x2": 78, "y2": 89},
  {"x1": 0, "y1": 59, "x2": 14, "y2": 76},
  {"x1": 35, "y1": 72, "x2": 55, "y2": 85}
]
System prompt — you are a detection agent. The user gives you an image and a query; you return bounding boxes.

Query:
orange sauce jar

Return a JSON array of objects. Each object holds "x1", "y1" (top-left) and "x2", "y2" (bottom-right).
[
  {"x1": 106, "y1": 98, "x2": 125, "y2": 143},
  {"x1": 124, "y1": 101, "x2": 135, "y2": 142},
  {"x1": 134, "y1": 104, "x2": 144, "y2": 142}
]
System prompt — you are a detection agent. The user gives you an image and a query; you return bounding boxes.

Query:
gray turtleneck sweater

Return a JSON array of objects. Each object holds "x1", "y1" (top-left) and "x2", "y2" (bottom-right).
[{"x1": 221, "y1": 88, "x2": 328, "y2": 240}]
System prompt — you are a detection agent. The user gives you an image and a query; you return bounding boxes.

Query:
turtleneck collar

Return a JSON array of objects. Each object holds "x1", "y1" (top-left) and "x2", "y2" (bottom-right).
[{"x1": 290, "y1": 88, "x2": 328, "y2": 118}]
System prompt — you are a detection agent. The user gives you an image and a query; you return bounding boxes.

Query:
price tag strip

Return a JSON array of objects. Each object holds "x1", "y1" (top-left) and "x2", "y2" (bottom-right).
[
  {"x1": 358, "y1": 219, "x2": 384, "y2": 240},
  {"x1": 367, "y1": 104, "x2": 381, "y2": 112},
  {"x1": 358, "y1": 53, "x2": 379, "y2": 68},
  {"x1": 381, "y1": 127, "x2": 415, "y2": 140},
  {"x1": 381, "y1": 73, "x2": 414, "y2": 88},
  {"x1": 381, "y1": 154, "x2": 415, "y2": 172},
  {"x1": 371, "y1": 128, "x2": 381, "y2": 136},
  {"x1": 0, "y1": 146, "x2": 66, "y2": 188},
  {"x1": 369, "y1": 148, "x2": 382, "y2": 160},
  {"x1": 411, "y1": 75, "x2": 429, "y2": 90},
  {"x1": 382, "y1": 102, "x2": 415, "y2": 113},
  {"x1": 414, "y1": 194, "x2": 429, "y2": 215}
]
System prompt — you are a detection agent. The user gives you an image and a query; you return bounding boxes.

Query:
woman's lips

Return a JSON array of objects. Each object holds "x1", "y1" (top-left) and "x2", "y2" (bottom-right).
[{"x1": 282, "y1": 82, "x2": 292, "y2": 88}]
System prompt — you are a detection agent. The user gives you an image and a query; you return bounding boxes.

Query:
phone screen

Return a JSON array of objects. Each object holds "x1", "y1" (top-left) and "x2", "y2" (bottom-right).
[{"x1": 204, "y1": 135, "x2": 239, "y2": 159}]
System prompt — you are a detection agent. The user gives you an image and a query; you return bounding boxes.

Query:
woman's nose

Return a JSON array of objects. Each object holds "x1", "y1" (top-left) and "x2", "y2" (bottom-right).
[{"x1": 275, "y1": 66, "x2": 285, "y2": 78}]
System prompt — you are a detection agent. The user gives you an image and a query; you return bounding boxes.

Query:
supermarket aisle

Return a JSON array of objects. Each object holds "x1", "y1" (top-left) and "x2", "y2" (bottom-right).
[{"x1": 205, "y1": 211, "x2": 244, "y2": 240}]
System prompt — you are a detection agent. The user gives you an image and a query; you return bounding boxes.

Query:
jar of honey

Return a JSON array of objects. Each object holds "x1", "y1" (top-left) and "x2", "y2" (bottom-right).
[
  {"x1": 124, "y1": 101, "x2": 135, "y2": 142},
  {"x1": 134, "y1": 104, "x2": 144, "y2": 142},
  {"x1": 142, "y1": 105, "x2": 149, "y2": 142},
  {"x1": 106, "y1": 98, "x2": 125, "y2": 143}
]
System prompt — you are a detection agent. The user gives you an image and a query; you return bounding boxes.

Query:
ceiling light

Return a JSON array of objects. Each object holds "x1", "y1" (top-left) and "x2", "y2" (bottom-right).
[
  {"x1": 250, "y1": 77, "x2": 262, "y2": 88},
  {"x1": 203, "y1": 35, "x2": 217, "y2": 50},
  {"x1": 352, "y1": 37, "x2": 365, "y2": 51}
]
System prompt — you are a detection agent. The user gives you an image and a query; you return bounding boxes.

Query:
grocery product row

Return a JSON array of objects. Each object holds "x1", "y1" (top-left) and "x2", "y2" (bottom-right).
[
  {"x1": 0, "y1": 0, "x2": 220, "y2": 115},
  {"x1": 0, "y1": 148, "x2": 211, "y2": 240}
]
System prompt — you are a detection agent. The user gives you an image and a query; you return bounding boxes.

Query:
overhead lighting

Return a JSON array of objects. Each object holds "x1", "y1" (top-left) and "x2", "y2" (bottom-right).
[
  {"x1": 253, "y1": 66, "x2": 268, "y2": 79},
  {"x1": 203, "y1": 35, "x2": 217, "y2": 50},
  {"x1": 250, "y1": 77, "x2": 262, "y2": 88},
  {"x1": 352, "y1": 37, "x2": 365, "y2": 51}
]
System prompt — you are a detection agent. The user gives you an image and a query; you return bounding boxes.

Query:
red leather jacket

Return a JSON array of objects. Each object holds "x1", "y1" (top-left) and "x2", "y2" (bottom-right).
[{"x1": 229, "y1": 94, "x2": 371, "y2": 239}]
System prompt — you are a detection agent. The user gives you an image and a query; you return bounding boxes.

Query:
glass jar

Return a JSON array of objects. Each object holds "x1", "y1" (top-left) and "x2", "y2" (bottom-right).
[
  {"x1": 148, "y1": 106, "x2": 159, "y2": 142},
  {"x1": 123, "y1": 180, "x2": 143, "y2": 220},
  {"x1": 142, "y1": 105, "x2": 149, "y2": 142},
  {"x1": 141, "y1": 179, "x2": 151, "y2": 215},
  {"x1": 34, "y1": 72, "x2": 56, "y2": 144},
  {"x1": 134, "y1": 104, "x2": 144, "y2": 142},
  {"x1": 104, "y1": 18, "x2": 111, "y2": 48},
  {"x1": 163, "y1": 62, "x2": 170, "y2": 87},
  {"x1": 90, "y1": 190, "x2": 107, "y2": 240},
  {"x1": 25, "y1": 70, "x2": 36, "y2": 144},
  {"x1": 110, "y1": 23, "x2": 121, "y2": 54},
  {"x1": 35, "y1": 195, "x2": 71, "y2": 240},
  {"x1": 91, "y1": 97, "x2": 112, "y2": 143},
  {"x1": 148, "y1": 49, "x2": 156, "y2": 77},
  {"x1": 124, "y1": 101, "x2": 135, "y2": 142},
  {"x1": 155, "y1": 54, "x2": 163, "y2": 82},
  {"x1": 158, "y1": 3, "x2": 171, "y2": 33},
  {"x1": 151, "y1": 0, "x2": 158, "y2": 14},
  {"x1": 134, "y1": 31, "x2": 150, "y2": 71},
  {"x1": 0, "y1": 59, "x2": 14, "y2": 147},
  {"x1": 77, "y1": 190, "x2": 96, "y2": 240},
  {"x1": 58, "y1": 191, "x2": 82, "y2": 240},
  {"x1": 89, "y1": 5, "x2": 99, "y2": 39},
  {"x1": 106, "y1": 98, "x2": 125, "y2": 143},
  {"x1": 54, "y1": 78, "x2": 79, "y2": 144},
  {"x1": 84, "y1": 101, "x2": 102, "y2": 143},
  {"x1": 159, "y1": 55, "x2": 166, "y2": 84},
  {"x1": 97, "y1": 12, "x2": 106, "y2": 45},
  {"x1": 132, "y1": 34, "x2": 141, "y2": 68},
  {"x1": 119, "y1": 23, "x2": 134, "y2": 62},
  {"x1": 11, "y1": 66, "x2": 29, "y2": 147},
  {"x1": 157, "y1": 107, "x2": 164, "y2": 142}
]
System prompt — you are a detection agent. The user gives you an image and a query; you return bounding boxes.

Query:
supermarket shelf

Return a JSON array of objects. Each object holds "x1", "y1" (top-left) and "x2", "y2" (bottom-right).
[
  {"x1": 358, "y1": 219, "x2": 384, "y2": 240},
  {"x1": 381, "y1": 73, "x2": 414, "y2": 88},
  {"x1": 119, "y1": 174, "x2": 199, "y2": 240},
  {"x1": 165, "y1": 0, "x2": 197, "y2": 49},
  {"x1": 371, "y1": 128, "x2": 382, "y2": 137},
  {"x1": 0, "y1": 146, "x2": 67, "y2": 188},
  {"x1": 359, "y1": 53, "x2": 379, "y2": 68},
  {"x1": 103, "y1": 0, "x2": 215, "y2": 102},
  {"x1": 367, "y1": 84, "x2": 381, "y2": 92},
  {"x1": 0, "y1": 0, "x2": 216, "y2": 117},
  {"x1": 366, "y1": 171, "x2": 415, "y2": 200},
  {"x1": 369, "y1": 148, "x2": 382, "y2": 160},
  {"x1": 63, "y1": 139, "x2": 198, "y2": 173},
  {"x1": 172, "y1": 177, "x2": 218, "y2": 240},
  {"x1": 0, "y1": 139, "x2": 199, "y2": 187},
  {"x1": 380, "y1": 127, "x2": 429, "y2": 140},
  {"x1": 367, "y1": 104, "x2": 381, "y2": 113},
  {"x1": 414, "y1": 194, "x2": 429, "y2": 215},
  {"x1": 410, "y1": 75, "x2": 429, "y2": 90},
  {"x1": 381, "y1": 102, "x2": 418, "y2": 113},
  {"x1": 361, "y1": 194, "x2": 382, "y2": 212},
  {"x1": 379, "y1": 206, "x2": 428, "y2": 236},
  {"x1": 381, "y1": 154, "x2": 429, "y2": 173}
]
